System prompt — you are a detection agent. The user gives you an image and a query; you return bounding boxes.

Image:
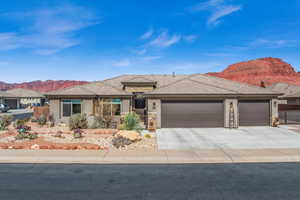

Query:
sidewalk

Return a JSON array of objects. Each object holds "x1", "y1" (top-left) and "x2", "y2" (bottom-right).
[{"x1": 1, "y1": 148, "x2": 300, "y2": 164}]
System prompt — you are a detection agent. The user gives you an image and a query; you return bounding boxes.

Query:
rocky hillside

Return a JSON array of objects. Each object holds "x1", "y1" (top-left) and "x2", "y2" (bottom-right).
[
  {"x1": 208, "y1": 57, "x2": 300, "y2": 87},
  {"x1": 0, "y1": 80, "x2": 89, "y2": 92}
]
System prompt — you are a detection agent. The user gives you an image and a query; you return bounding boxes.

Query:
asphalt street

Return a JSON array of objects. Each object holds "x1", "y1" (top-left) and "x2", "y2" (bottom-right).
[{"x1": 0, "y1": 163, "x2": 299, "y2": 200}]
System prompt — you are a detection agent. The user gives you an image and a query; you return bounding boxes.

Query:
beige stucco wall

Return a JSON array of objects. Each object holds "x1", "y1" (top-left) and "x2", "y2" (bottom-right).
[
  {"x1": 224, "y1": 99, "x2": 238, "y2": 128},
  {"x1": 147, "y1": 99, "x2": 161, "y2": 128},
  {"x1": 49, "y1": 99, "x2": 60, "y2": 123},
  {"x1": 121, "y1": 99, "x2": 130, "y2": 114},
  {"x1": 82, "y1": 99, "x2": 93, "y2": 117}
]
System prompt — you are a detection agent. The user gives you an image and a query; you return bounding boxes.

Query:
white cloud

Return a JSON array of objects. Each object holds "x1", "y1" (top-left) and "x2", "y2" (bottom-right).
[
  {"x1": 183, "y1": 35, "x2": 198, "y2": 43},
  {"x1": 188, "y1": 0, "x2": 241, "y2": 26},
  {"x1": 141, "y1": 56, "x2": 161, "y2": 61},
  {"x1": 149, "y1": 31, "x2": 181, "y2": 48},
  {"x1": 140, "y1": 29, "x2": 154, "y2": 40},
  {"x1": 0, "y1": 4, "x2": 99, "y2": 55},
  {"x1": 250, "y1": 39, "x2": 298, "y2": 48},
  {"x1": 113, "y1": 59, "x2": 131, "y2": 67}
]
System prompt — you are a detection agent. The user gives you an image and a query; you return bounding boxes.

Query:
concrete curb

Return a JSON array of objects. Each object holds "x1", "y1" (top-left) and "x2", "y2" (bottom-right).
[{"x1": 1, "y1": 149, "x2": 300, "y2": 164}]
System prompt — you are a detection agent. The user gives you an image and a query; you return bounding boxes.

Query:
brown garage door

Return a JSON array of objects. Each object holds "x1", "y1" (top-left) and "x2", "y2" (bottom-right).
[
  {"x1": 4, "y1": 99, "x2": 18, "y2": 109},
  {"x1": 239, "y1": 100, "x2": 270, "y2": 126},
  {"x1": 161, "y1": 101, "x2": 224, "y2": 128}
]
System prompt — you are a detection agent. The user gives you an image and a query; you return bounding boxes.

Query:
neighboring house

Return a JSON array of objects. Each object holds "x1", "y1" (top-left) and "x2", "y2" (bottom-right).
[
  {"x1": 0, "y1": 91, "x2": 11, "y2": 105},
  {"x1": 1, "y1": 88, "x2": 45, "y2": 109},
  {"x1": 268, "y1": 83, "x2": 300, "y2": 124},
  {"x1": 46, "y1": 74, "x2": 281, "y2": 128}
]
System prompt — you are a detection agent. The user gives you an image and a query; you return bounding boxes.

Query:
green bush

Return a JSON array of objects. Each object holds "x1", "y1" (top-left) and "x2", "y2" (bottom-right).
[
  {"x1": 15, "y1": 119, "x2": 26, "y2": 127},
  {"x1": 89, "y1": 116, "x2": 107, "y2": 129},
  {"x1": 37, "y1": 115, "x2": 47, "y2": 126},
  {"x1": 0, "y1": 115, "x2": 12, "y2": 130},
  {"x1": 69, "y1": 114, "x2": 88, "y2": 130},
  {"x1": 119, "y1": 112, "x2": 142, "y2": 132}
]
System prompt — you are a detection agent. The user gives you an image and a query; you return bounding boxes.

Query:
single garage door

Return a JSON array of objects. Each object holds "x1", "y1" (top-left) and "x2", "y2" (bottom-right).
[
  {"x1": 239, "y1": 100, "x2": 270, "y2": 126},
  {"x1": 4, "y1": 99, "x2": 18, "y2": 109},
  {"x1": 161, "y1": 101, "x2": 224, "y2": 128}
]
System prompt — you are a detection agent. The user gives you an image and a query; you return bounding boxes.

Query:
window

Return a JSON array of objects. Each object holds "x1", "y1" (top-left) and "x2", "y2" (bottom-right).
[
  {"x1": 102, "y1": 99, "x2": 121, "y2": 116},
  {"x1": 62, "y1": 100, "x2": 81, "y2": 117}
]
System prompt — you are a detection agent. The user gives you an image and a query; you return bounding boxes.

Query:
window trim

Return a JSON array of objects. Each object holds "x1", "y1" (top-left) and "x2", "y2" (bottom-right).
[
  {"x1": 102, "y1": 98, "x2": 121, "y2": 116},
  {"x1": 61, "y1": 99, "x2": 82, "y2": 117}
]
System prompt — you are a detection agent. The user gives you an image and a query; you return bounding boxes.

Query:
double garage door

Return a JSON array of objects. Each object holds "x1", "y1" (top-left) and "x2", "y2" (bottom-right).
[
  {"x1": 161, "y1": 100, "x2": 270, "y2": 128},
  {"x1": 161, "y1": 101, "x2": 224, "y2": 128}
]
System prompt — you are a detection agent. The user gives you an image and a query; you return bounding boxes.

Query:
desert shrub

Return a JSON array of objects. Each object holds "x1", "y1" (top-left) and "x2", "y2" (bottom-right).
[
  {"x1": 31, "y1": 117, "x2": 38, "y2": 123},
  {"x1": 89, "y1": 116, "x2": 107, "y2": 129},
  {"x1": 144, "y1": 133, "x2": 152, "y2": 139},
  {"x1": 69, "y1": 114, "x2": 88, "y2": 130},
  {"x1": 73, "y1": 128, "x2": 83, "y2": 139},
  {"x1": 15, "y1": 119, "x2": 26, "y2": 127},
  {"x1": 15, "y1": 132, "x2": 37, "y2": 140},
  {"x1": 0, "y1": 115, "x2": 12, "y2": 130},
  {"x1": 112, "y1": 135, "x2": 132, "y2": 148},
  {"x1": 15, "y1": 125, "x2": 37, "y2": 140},
  {"x1": 119, "y1": 112, "x2": 142, "y2": 132},
  {"x1": 37, "y1": 115, "x2": 47, "y2": 126}
]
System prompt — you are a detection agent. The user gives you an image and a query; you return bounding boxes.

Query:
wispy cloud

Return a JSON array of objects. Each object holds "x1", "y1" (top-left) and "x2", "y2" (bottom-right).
[
  {"x1": 188, "y1": 0, "x2": 241, "y2": 26},
  {"x1": 250, "y1": 39, "x2": 300, "y2": 48},
  {"x1": 140, "y1": 28, "x2": 154, "y2": 40},
  {"x1": 0, "y1": 4, "x2": 99, "y2": 55},
  {"x1": 149, "y1": 31, "x2": 181, "y2": 48},
  {"x1": 113, "y1": 59, "x2": 131, "y2": 67},
  {"x1": 183, "y1": 35, "x2": 198, "y2": 43}
]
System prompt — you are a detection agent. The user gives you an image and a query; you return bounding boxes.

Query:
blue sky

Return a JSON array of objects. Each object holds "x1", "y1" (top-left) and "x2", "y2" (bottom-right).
[{"x1": 1, "y1": 0, "x2": 300, "y2": 83}]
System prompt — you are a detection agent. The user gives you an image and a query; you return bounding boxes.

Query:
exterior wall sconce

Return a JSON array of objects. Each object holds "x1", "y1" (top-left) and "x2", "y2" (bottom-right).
[{"x1": 152, "y1": 102, "x2": 156, "y2": 110}]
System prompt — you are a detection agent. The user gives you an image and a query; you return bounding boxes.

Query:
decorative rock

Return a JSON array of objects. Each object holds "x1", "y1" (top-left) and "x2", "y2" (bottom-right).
[
  {"x1": 0, "y1": 145, "x2": 8, "y2": 149},
  {"x1": 31, "y1": 144, "x2": 40, "y2": 150},
  {"x1": 116, "y1": 130, "x2": 142, "y2": 142}
]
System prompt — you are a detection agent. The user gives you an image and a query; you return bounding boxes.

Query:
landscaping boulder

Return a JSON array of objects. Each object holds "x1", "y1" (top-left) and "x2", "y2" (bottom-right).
[
  {"x1": 116, "y1": 130, "x2": 141, "y2": 142},
  {"x1": 31, "y1": 144, "x2": 40, "y2": 150}
]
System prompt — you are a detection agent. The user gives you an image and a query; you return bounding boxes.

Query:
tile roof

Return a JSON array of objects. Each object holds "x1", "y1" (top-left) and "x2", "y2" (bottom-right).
[
  {"x1": 268, "y1": 83, "x2": 300, "y2": 98},
  {"x1": 46, "y1": 81, "x2": 130, "y2": 96},
  {"x1": 149, "y1": 74, "x2": 280, "y2": 95},
  {"x1": 0, "y1": 91, "x2": 15, "y2": 98},
  {"x1": 5, "y1": 88, "x2": 44, "y2": 98},
  {"x1": 46, "y1": 73, "x2": 281, "y2": 97}
]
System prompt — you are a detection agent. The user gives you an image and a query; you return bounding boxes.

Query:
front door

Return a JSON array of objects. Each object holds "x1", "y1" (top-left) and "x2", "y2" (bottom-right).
[{"x1": 133, "y1": 93, "x2": 147, "y2": 125}]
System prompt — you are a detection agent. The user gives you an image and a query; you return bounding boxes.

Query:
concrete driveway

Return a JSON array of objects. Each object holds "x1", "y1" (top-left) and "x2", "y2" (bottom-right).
[{"x1": 157, "y1": 126, "x2": 300, "y2": 150}]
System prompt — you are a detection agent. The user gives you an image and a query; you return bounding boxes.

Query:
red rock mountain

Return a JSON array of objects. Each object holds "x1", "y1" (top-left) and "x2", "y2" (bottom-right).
[
  {"x1": 0, "y1": 57, "x2": 298, "y2": 92},
  {"x1": 208, "y1": 57, "x2": 300, "y2": 87},
  {"x1": 0, "y1": 80, "x2": 89, "y2": 92}
]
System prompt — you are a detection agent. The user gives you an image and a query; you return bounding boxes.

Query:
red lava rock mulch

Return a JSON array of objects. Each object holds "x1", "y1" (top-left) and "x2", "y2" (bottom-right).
[{"x1": 0, "y1": 136, "x2": 104, "y2": 150}]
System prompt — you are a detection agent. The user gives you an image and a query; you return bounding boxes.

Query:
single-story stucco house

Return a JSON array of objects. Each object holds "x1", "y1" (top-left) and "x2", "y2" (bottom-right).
[
  {"x1": 0, "y1": 88, "x2": 45, "y2": 109},
  {"x1": 268, "y1": 83, "x2": 300, "y2": 124},
  {"x1": 45, "y1": 74, "x2": 282, "y2": 129}
]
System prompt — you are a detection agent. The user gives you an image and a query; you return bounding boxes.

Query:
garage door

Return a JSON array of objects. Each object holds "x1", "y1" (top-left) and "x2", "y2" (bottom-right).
[
  {"x1": 161, "y1": 101, "x2": 224, "y2": 128},
  {"x1": 4, "y1": 99, "x2": 18, "y2": 109},
  {"x1": 239, "y1": 101, "x2": 270, "y2": 126}
]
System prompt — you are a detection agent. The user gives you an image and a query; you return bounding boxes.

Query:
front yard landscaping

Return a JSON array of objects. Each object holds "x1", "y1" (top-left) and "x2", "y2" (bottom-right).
[{"x1": 0, "y1": 113, "x2": 157, "y2": 151}]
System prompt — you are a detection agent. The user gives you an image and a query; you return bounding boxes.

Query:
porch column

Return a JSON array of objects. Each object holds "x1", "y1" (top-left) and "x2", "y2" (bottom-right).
[
  {"x1": 224, "y1": 99, "x2": 238, "y2": 128},
  {"x1": 147, "y1": 99, "x2": 161, "y2": 129},
  {"x1": 121, "y1": 99, "x2": 130, "y2": 115},
  {"x1": 271, "y1": 99, "x2": 279, "y2": 126}
]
